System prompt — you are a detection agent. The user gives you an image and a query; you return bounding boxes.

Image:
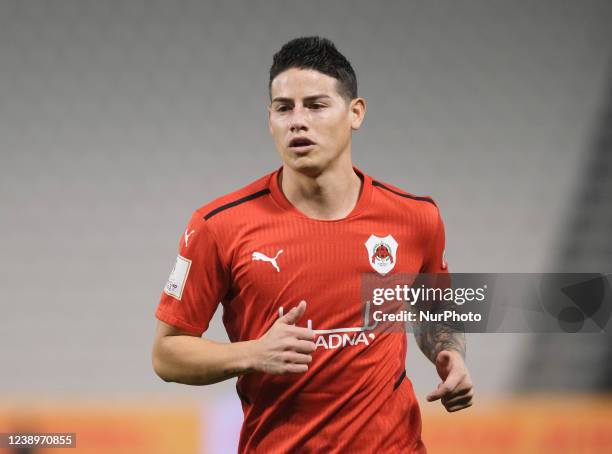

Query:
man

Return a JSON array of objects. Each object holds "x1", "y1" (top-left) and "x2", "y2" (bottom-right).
[{"x1": 152, "y1": 36, "x2": 473, "y2": 453}]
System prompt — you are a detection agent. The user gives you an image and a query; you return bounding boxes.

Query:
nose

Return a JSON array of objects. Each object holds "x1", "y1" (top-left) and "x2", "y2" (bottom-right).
[
  {"x1": 290, "y1": 122, "x2": 307, "y2": 133},
  {"x1": 289, "y1": 106, "x2": 308, "y2": 133}
]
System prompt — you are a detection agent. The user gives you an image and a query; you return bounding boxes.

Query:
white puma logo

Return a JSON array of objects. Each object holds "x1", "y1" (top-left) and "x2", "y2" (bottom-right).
[
  {"x1": 184, "y1": 228, "x2": 195, "y2": 247},
  {"x1": 252, "y1": 249, "x2": 283, "y2": 272}
]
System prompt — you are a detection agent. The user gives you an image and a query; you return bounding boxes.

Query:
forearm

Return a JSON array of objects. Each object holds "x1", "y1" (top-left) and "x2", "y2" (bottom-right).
[
  {"x1": 153, "y1": 335, "x2": 258, "y2": 385},
  {"x1": 414, "y1": 323, "x2": 466, "y2": 364}
]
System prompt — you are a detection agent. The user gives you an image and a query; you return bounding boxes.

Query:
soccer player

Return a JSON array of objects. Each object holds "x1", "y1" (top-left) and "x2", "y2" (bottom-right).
[{"x1": 152, "y1": 36, "x2": 473, "y2": 453}]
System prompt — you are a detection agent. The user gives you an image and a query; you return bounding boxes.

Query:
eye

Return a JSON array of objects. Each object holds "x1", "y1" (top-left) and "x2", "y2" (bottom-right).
[
  {"x1": 310, "y1": 103, "x2": 325, "y2": 110},
  {"x1": 275, "y1": 104, "x2": 291, "y2": 112}
]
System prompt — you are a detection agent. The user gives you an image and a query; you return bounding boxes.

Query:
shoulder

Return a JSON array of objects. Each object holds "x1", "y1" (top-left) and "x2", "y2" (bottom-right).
[
  {"x1": 369, "y1": 176, "x2": 440, "y2": 219},
  {"x1": 191, "y1": 171, "x2": 275, "y2": 227}
]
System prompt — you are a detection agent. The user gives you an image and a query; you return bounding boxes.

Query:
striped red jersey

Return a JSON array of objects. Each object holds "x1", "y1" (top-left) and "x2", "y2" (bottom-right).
[{"x1": 156, "y1": 167, "x2": 448, "y2": 453}]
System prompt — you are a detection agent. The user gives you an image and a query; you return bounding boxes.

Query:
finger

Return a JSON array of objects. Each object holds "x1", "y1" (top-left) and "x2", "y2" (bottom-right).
[
  {"x1": 287, "y1": 325, "x2": 315, "y2": 341},
  {"x1": 285, "y1": 364, "x2": 309, "y2": 374},
  {"x1": 439, "y1": 369, "x2": 464, "y2": 394},
  {"x1": 441, "y1": 383, "x2": 473, "y2": 402},
  {"x1": 442, "y1": 389, "x2": 474, "y2": 407},
  {"x1": 280, "y1": 300, "x2": 307, "y2": 325},
  {"x1": 289, "y1": 339, "x2": 317, "y2": 354},
  {"x1": 446, "y1": 399, "x2": 473, "y2": 412},
  {"x1": 426, "y1": 373, "x2": 462, "y2": 402},
  {"x1": 283, "y1": 352, "x2": 312, "y2": 365},
  {"x1": 426, "y1": 383, "x2": 446, "y2": 402}
]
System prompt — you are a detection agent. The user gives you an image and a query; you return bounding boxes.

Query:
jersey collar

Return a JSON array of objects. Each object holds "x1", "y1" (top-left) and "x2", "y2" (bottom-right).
[{"x1": 268, "y1": 165, "x2": 373, "y2": 221}]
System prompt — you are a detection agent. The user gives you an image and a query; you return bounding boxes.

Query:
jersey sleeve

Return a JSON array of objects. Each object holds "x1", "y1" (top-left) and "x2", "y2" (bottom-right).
[
  {"x1": 155, "y1": 212, "x2": 229, "y2": 336},
  {"x1": 421, "y1": 207, "x2": 449, "y2": 274}
]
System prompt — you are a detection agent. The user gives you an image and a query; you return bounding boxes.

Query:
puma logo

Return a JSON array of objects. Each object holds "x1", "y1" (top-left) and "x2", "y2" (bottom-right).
[
  {"x1": 252, "y1": 249, "x2": 283, "y2": 272},
  {"x1": 184, "y1": 229, "x2": 195, "y2": 247}
]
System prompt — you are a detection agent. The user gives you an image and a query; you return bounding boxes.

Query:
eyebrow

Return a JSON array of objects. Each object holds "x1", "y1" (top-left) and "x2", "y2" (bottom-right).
[{"x1": 271, "y1": 95, "x2": 332, "y2": 103}]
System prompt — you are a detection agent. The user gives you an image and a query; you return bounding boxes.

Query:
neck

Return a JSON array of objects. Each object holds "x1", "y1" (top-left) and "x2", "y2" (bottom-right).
[{"x1": 280, "y1": 155, "x2": 362, "y2": 220}]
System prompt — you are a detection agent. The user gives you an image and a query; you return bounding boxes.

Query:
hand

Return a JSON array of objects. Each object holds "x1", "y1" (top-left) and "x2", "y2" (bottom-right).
[
  {"x1": 426, "y1": 350, "x2": 474, "y2": 412},
  {"x1": 252, "y1": 300, "x2": 316, "y2": 375}
]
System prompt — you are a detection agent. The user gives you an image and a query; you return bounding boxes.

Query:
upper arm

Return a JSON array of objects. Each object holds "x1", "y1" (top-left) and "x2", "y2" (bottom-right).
[
  {"x1": 421, "y1": 207, "x2": 448, "y2": 273},
  {"x1": 155, "y1": 212, "x2": 229, "y2": 336}
]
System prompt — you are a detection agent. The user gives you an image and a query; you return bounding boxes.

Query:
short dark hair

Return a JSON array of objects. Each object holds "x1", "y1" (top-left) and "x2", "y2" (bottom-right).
[{"x1": 269, "y1": 36, "x2": 358, "y2": 101}]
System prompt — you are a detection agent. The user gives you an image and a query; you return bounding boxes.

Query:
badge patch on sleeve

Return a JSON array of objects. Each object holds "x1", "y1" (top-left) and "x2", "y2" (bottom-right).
[{"x1": 164, "y1": 255, "x2": 192, "y2": 300}]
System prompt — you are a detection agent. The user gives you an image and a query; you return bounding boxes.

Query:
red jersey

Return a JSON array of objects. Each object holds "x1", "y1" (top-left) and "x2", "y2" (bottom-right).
[{"x1": 156, "y1": 167, "x2": 448, "y2": 453}]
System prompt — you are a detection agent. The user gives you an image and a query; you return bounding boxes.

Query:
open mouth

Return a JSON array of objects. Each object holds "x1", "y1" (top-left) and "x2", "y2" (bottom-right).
[{"x1": 289, "y1": 137, "x2": 316, "y2": 150}]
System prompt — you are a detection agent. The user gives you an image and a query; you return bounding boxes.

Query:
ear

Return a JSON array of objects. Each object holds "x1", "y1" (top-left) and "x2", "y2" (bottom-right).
[
  {"x1": 350, "y1": 97, "x2": 366, "y2": 131},
  {"x1": 267, "y1": 105, "x2": 273, "y2": 135}
]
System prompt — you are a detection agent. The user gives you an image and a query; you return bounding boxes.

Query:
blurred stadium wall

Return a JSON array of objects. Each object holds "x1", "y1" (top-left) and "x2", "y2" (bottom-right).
[{"x1": 1, "y1": 1, "x2": 611, "y2": 452}]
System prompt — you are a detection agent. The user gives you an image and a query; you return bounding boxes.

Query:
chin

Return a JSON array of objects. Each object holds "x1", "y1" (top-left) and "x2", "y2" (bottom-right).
[{"x1": 286, "y1": 156, "x2": 324, "y2": 177}]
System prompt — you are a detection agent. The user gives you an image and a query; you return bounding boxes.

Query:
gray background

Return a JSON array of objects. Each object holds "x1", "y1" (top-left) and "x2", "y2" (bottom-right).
[{"x1": 1, "y1": 0, "x2": 611, "y2": 411}]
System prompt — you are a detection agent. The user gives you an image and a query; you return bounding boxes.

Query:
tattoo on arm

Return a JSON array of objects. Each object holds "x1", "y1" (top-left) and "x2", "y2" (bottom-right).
[{"x1": 413, "y1": 299, "x2": 466, "y2": 363}]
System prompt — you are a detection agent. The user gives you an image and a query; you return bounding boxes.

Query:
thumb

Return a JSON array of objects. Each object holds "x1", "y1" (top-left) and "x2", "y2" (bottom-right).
[
  {"x1": 427, "y1": 368, "x2": 462, "y2": 402},
  {"x1": 280, "y1": 300, "x2": 307, "y2": 325},
  {"x1": 426, "y1": 382, "x2": 448, "y2": 402}
]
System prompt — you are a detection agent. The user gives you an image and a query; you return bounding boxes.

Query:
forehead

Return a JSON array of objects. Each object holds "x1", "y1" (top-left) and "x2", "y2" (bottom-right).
[{"x1": 270, "y1": 68, "x2": 341, "y2": 99}]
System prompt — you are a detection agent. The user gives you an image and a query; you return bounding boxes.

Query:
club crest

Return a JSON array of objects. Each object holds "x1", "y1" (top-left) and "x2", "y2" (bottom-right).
[{"x1": 365, "y1": 234, "x2": 398, "y2": 275}]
